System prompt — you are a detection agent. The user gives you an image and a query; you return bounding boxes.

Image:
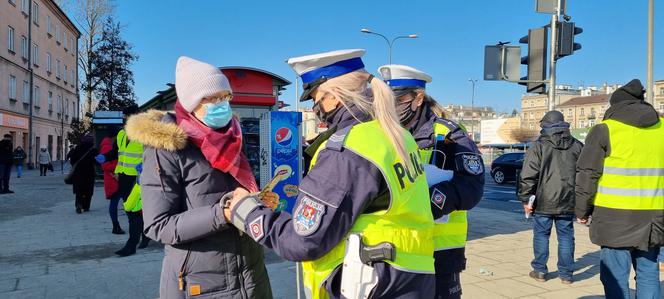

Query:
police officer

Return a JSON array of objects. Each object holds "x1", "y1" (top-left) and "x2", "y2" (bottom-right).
[
  {"x1": 378, "y1": 65, "x2": 485, "y2": 299},
  {"x1": 225, "y1": 49, "x2": 436, "y2": 299}
]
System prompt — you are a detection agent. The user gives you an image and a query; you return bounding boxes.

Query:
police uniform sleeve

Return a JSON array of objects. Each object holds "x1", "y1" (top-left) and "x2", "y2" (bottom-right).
[
  {"x1": 230, "y1": 147, "x2": 386, "y2": 262},
  {"x1": 140, "y1": 148, "x2": 228, "y2": 245},
  {"x1": 428, "y1": 127, "x2": 485, "y2": 218},
  {"x1": 518, "y1": 142, "x2": 542, "y2": 202},
  {"x1": 575, "y1": 124, "x2": 609, "y2": 219}
]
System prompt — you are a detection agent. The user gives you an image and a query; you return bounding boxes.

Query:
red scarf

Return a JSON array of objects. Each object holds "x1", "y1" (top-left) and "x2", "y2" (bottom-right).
[{"x1": 175, "y1": 101, "x2": 259, "y2": 192}]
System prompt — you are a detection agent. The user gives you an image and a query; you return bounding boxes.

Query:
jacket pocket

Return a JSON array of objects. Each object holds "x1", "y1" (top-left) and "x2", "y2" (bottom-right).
[{"x1": 182, "y1": 249, "x2": 229, "y2": 297}]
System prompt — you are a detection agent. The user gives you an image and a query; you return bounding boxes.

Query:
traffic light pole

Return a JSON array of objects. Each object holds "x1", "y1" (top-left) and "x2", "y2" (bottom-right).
[{"x1": 548, "y1": 1, "x2": 560, "y2": 112}]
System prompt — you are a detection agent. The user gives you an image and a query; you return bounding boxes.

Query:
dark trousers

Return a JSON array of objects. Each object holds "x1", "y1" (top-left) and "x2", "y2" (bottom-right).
[
  {"x1": 531, "y1": 214, "x2": 575, "y2": 280},
  {"x1": 0, "y1": 164, "x2": 11, "y2": 191},
  {"x1": 75, "y1": 193, "x2": 93, "y2": 210},
  {"x1": 108, "y1": 193, "x2": 121, "y2": 224},
  {"x1": 435, "y1": 272, "x2": 462, "y2": 299},
  {"x1": 600, "y1": 247, "x2": 660, "y2": 299},
  {"x1": 39, "y1": 164, "x2": 48, "y2": 176},
  {"x1": 125, "y1": 211, "x2": 144, "y2": 250}
]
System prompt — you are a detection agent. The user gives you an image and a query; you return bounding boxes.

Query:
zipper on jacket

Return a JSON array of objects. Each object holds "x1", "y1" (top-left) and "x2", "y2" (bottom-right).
[
  {"x1": 178, "y1": 246, "x2": 193, "y2": 292},
  {"x1": 236, "y1": 232, "x2": 248, "y2": 299}
]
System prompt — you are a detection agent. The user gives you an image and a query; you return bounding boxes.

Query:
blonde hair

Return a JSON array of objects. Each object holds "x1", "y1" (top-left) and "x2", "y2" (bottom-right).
[
  {"x1": 413, "y1": 88, "x2": 446, "y2": 118},
  {"x1": 317, "y1": 70, "x2": 414, "y2": 171}
]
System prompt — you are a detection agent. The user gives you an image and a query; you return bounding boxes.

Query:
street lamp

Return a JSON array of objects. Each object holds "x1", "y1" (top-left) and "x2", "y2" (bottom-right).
[
  {"x1": 468, "y1": 78, "x2": 478, "y2": 141},
  {"x1": 360, "y1": 28, "x2": 418, "y2": 65}
]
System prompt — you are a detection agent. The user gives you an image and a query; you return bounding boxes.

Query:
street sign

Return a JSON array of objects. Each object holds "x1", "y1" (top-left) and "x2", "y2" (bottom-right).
[
  {"x1": 483, "y1": 45, "x2": 520, "y2": 81},
  {"x1": 536, "y1": 0, "x2": 566, "y2": 14}
]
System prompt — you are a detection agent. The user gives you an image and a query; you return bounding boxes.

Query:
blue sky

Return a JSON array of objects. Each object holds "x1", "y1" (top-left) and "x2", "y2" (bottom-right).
[{"x1": 111, "y1": 0, "x2": 663, "y2": 113}]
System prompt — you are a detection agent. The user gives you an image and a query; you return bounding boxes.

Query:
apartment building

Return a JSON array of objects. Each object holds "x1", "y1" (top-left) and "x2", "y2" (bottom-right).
[{"x1": 0, "y1": 0, "x2": 79, "y2": 165}]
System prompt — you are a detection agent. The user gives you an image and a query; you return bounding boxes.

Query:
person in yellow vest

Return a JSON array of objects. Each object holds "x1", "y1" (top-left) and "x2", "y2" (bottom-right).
[
  {"x1": 378, "y1": 65, "x2": 485, "y2": 299},
  {"x1": 114, "y1": 163, "x2": 149, "y2": 257},
  {"x1": 224, "y1": 49, "x2": 437, "y2": 298},
  {"x1": 112, "y1": 127, "x2": 147, "y2": 256},
  {"x1": 576, "y1": 79, "x2": 664, "y2": 299}
]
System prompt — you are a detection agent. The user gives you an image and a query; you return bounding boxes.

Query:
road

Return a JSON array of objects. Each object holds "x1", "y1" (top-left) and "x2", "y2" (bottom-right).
[{"x1": 477, "y1": 171, "x2": 524, "y2": 214}]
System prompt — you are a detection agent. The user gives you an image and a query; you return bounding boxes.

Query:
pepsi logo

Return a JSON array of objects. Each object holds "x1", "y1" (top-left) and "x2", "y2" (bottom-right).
[{"x1": 275, "y1": 127, "x2": 293, "y2": 146}]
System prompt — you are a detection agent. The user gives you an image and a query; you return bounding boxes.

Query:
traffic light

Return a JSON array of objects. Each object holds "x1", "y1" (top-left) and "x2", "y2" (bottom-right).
[
  {"x1": 557, "y1": 22, "x2": 582, "y2": 59},
  {"x1": 519, "y1": 27, "x2": 548, "y2": 94}
]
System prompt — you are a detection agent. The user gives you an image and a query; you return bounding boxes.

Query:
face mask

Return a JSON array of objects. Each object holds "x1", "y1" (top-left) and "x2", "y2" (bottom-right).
[
  {"x1": 397, "y1": 100, "x2": 416, "y2": 125},
  {"x1": 202, "y1": 101, "x2": 233, "y2": 129}
]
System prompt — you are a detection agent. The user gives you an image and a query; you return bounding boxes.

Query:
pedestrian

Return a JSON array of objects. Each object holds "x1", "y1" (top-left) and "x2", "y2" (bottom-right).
[
  {"x1": 0, "y1": 134, "x2": 14, "y2": 193},
  {"x1": 576, "y1": 79, "x2": 664, "y2": 299},
  {"x1": 518, "y1": 110, "x2": 582, "y2": 284},
  {"x1": 13, "y1": 146, "x2": 26, "y2": 178},
  {"x1": 38, "y1": 148, "x2": 52, "y2": 176},
  {"x1": 378, "y1": 64, "x2": 485, "y2": 299},
  {"x1": 95, "y1": 130, "x2": 124, "y2": 234},
  {"x1": 224, "y1": 49, "x2": 437, "y2": 298},
  {"x1": 68, "y1": 135, "x2": 97, "y2": 214},
  {"x1": 115, "y1": 178, "x2": 149, "y2": 257},
  {"x1": 131, "y1": 56, "x2": 272, "y2": 298}
]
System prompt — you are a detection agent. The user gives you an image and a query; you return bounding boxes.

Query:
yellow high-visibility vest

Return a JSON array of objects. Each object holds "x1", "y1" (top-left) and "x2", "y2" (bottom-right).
[
  {"x1": 594, "y1": 118, "x2": 664, "y2": 210},
  {"x1": 302, "y1": 120, "x2": 435, "y2": 299},
  {"x1": 115, "y1": 129, "x2": 143, "y2": 176},
  {"x1": 419, "y1": 121, "x2": 468, "y2": 251},
  {"x1": 123, "y1": 183, "x2": 142, "y2": 212}
]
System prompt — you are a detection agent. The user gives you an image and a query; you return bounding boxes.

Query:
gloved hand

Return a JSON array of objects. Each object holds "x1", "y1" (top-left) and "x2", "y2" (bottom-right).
[
  {"x1": 95, "y1": 154, "x2": 106, "y2": 164},
  {"x1": 135, "y1": 163, "x2": 143, "y2": 174}
]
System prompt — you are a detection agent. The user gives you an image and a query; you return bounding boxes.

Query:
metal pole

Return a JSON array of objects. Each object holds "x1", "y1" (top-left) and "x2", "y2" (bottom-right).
[
  {"x1": 469, "y1": 79, "x2": 477, "y2": 140},
  {"x1": 27, "y1": 1, "x2": 34, "y2": 169},
  {"x1": 548, "y1": 0, "x2": 560, "y2": 112},
  {"x1": 647, "y1": 0, "x2": 654, "y2": 104}
]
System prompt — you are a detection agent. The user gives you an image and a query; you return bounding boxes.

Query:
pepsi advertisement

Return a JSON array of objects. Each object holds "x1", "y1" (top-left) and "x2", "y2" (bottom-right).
[{"x1": 267, "y1": 111, "x2": 302, "y2": 214}]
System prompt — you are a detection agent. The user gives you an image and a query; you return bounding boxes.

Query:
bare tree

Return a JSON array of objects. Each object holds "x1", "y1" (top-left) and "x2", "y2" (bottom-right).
[{"x1": 70, "y1": 0, "x2": 115, "y2": 118}]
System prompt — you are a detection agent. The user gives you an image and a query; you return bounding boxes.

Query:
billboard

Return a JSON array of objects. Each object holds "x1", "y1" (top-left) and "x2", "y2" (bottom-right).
[{"x1": 480, "y1": 118, "x2": 522, "y2": 145}]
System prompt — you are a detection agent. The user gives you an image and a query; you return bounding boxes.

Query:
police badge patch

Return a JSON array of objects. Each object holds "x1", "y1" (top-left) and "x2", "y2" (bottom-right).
[
  {"x1": 461, "y1": 154, "x2": 484, "y2": 175},
  {"x1": 294, "y1": 197, "x2": 326, "y2": 236},
  {"x1": 431, "y1": 188, "x2": 446, "y2": 210},
  {"x1": 249, "y1": 216, "x2": 265, "y2": 241}
]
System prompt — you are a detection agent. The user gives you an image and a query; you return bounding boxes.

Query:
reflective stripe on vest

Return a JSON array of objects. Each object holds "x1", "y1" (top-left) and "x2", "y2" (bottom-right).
[
  {"x1": 419, "y1": 121, "x2": 469, "y2": 251},
  {"x1": 594, "y1": 118, "x2": 664, "y2": 210},
  {"x1": 115, "y1": 129, "x2": 144, "y2": 176},
  {"x1": 302, "y1": 120, "x2": 435, "y2": 299}
]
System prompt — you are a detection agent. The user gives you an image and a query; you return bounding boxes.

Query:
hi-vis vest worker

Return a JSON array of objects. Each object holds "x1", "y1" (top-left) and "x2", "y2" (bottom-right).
[
  {"x1": 226, "y1": 50, "x2": 437, "y2": 299},
  {"x1": 115, "y1": 129, "x2": 144, "y2": 176},
  {"x1": 123, "y1": 183, "x2": 142, "y2": 212},
  {"x1": 379, "y1": 64, "x2": 485, "y2": 299},
  {"x1": 594, "y1": 118, "x2": 664, "y2": 210}
]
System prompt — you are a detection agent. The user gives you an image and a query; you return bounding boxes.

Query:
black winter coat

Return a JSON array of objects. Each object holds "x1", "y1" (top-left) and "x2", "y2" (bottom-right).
[
  {"x1": 69, "y1": 142, "x2": 97, "y2": 195},
  {"x1": 127, "y1": 110, "x2": 272, "y2": 299},
  {"x1": 519, "y1": 127, "x2": 582, "y2": 215}
]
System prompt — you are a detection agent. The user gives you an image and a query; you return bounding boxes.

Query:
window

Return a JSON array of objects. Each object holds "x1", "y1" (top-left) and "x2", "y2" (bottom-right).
[
  {"x1": 21, "y1": 0, "x2": 28, "y2": 13},
  {"x1": 21, "y1": 36, "x2": 28, "y2": 59},
  {"x1": 63, "y1": 65, "x2": 68, "y2": 83},
  {"x1": 567, "y1": 108, "x2": 572, "y2": 117},
  {"x1": 22, "y1": 80, "x2": 29, "y2": 103},
  {"x1": 70, "y1": 69, "x2": 75, "y2": 84},
  {"x1": 48, "y1": 91, "x2": 53, "y2": 110},
  {"x1": 72, "y1": 102, "x2": 76, "y2": 117},
  {"x1": 34, "y1": 85, "x2": 39, "y2": 107},
  {"x1": 590, "y1": 108, "x2": 596, "y2": 116},
  {"x1": 660, "y1": 88, "x2": 664, "y2": 96},
  {"x1": 32, "y1": 2, "x2": 39, "y2": 25},
  {"x1": 70, "y1": 37, "x2": 74, "y2": 50},
  {"x1": 579, "y1": 120, "x2": 586, "y2": 128},
  {"x1": 55, "y1": 25, "x2": 60, "y2": 44},
  {"x1": 659, "y1": 102, "x2": 664, "y2": 112},
  {"x1": 8, "y1": 75, "x2": 17, "y2": 100},
  {"x1": 589, "y1": 119, "x2": 595, "y2": 127},
  {"x1": 57, "y1": 95, "x2": 62, "y2": 113},
  {"x1": 56, "y1": 59, "x2": 60, "y2": 78},
  {"x1": 65, "y1": 98, "x2": 69, "y2": 116},
  {"x1": 529, "y1": 123, "x2": 534, "y2": 130},
  {"x1": 46, "y1": 52, "x2": 51, "y2": 73},
  {"x1": 63, "y1": 31, "x2": 67, "y2": 50},
  {"x1": 7, "y1": 26, "x2": 15, "y2": 52},
  {"x1": 530, "y1": 112, "x2": 534, "y2": 119},
  {"x1": 32, "y1": 43, "x2": 38, "y2": 65},
  {"x1": 580, "y1": 108, "x2": 585, "y2": 116},
  {"x1": 47, "y1": 15, "x2": 52, "y2": 35}
]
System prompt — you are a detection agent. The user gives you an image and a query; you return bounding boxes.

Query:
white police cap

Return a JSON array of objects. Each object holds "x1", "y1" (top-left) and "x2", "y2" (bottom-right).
[
  {"x1": 377, "y1": 64, "x2": 432, "y2": 90},
  {"x1": 287, "y1": 49, "x2": 366, "y2": 101}
]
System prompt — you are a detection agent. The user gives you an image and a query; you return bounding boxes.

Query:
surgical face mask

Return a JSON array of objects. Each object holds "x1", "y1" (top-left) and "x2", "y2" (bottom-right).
[{"x1": 202, "y1": 100, "x2": 233, "y2": 129}]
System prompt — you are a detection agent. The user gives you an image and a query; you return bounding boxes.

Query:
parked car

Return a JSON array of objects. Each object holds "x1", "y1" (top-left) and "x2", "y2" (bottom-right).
[{"x1": 490, "y1": 152, "x2": 525, "y2": 184}]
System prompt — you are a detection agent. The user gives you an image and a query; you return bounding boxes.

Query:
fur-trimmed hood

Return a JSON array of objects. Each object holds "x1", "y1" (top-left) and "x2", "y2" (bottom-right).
[{"x1": 125, "y1": 110, "x2": 188, "y2": 151}]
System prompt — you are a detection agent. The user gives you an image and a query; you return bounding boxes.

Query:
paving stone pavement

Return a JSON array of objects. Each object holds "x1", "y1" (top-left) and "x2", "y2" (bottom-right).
[{"x1": 0, "y1": 168, "x2": 661, "y2": 298}]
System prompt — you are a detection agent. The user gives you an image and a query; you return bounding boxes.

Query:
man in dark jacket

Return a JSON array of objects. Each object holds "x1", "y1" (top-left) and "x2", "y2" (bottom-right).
[
  {"x1": 519, "y1": 110, "x2": 583, "y2": 284},
  {"x1": 576, "y1": 79, "x2": 664, "y2": 299},
  {"x1": 0, "y1": 134, "x2": 15, "y2": 194}
]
